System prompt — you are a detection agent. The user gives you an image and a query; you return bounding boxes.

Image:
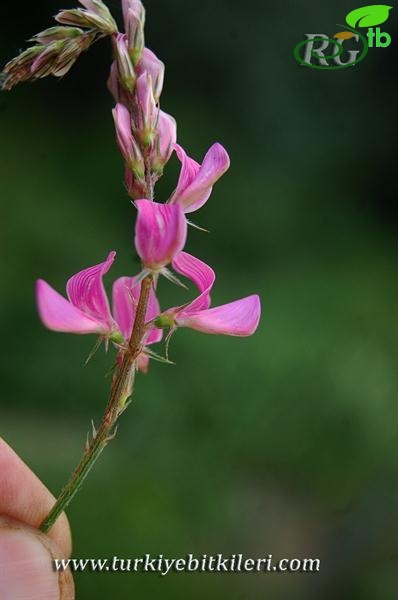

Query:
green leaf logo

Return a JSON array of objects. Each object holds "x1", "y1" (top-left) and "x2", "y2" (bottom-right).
[{"x1": 346, "y1": 5, "x2": 392, "y2": 28}]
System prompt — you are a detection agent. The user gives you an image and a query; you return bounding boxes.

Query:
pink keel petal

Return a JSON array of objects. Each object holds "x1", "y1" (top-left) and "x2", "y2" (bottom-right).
[
  {"x1": 176, "y1": 295, "x2": 261, "y2": 336},
  {"x1": 172, "y1": 252, "x2": 215, "y2": 313},
  {"x1": 135, "y1": 200, "x2": 187, "y2": 269},
  {"x1": 36, "y1": 279, "x2": 106, "y2": 334},
  {"x1": 112, "y1": 276, "x2": 162, "y2": 343},
  {"x1": 66, "y1": 251, "x2": 116, "y2": 331}
]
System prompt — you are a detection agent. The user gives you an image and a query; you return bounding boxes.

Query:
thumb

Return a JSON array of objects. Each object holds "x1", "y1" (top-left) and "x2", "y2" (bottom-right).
[{"x1": 0, "y1": 516, "x2": 74, "y2": 599}]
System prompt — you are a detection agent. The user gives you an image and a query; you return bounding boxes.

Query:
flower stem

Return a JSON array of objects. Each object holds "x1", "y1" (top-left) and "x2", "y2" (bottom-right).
[{"x1": 39, "y1": 275, "x2": 153, "y2": 534}]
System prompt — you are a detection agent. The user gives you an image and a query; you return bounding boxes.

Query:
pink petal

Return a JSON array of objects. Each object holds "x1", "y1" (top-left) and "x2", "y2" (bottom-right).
[
  {"x1": 176, "y1": 295, "x2": 261, "y2": 336},
  {"x1": 112, "y1": 276, "x2": 162, "y2": 344},
  {"x1": 135, "y1": 200, "x2": 187, "y2": 269},
  {"x1": 169, "y1": 143, "x2": 230, "y2": 213},
  {"x1": 172, "y1": 252, "x2": 214, "y2": 313},
  {"x1": 66, "y1": 252, "x2": 116, "y2": 331},
  {"x1": 36, "y1": 279, "x2": 106, "y2": 334}
]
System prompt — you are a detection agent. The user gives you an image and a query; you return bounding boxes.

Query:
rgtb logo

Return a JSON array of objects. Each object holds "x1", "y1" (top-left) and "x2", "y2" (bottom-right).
[{"x1": 294, "y1": 4, "x2": 392, "y2": 70}]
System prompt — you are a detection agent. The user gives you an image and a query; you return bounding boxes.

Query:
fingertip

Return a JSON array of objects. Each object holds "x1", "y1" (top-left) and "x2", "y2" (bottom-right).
[
  {"x1": 0, "y1": 516, "x2": 74, "y2": 599},
  {"x1": 0, "y1": 437, "x2": 72, "y2": 557}
]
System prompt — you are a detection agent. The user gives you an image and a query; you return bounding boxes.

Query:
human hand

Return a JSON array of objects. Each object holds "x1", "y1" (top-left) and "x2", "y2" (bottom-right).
[{"x1": 0, "y1": 438, "x2": 74, "y2": 599}]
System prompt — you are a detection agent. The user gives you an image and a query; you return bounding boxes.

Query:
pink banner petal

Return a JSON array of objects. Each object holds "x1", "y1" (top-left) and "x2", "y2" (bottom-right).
[{"x1": 135, "y1": 200, "x2": 187, "y2": 269}]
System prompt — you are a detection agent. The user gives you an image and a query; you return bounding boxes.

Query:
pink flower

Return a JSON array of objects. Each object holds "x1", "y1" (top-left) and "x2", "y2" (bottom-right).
[
  {"x1": 36, "y1": 252, "x2": 117, "y2": 336},
  {"x1": 36, "y1": 253, "x2": 163, "y2": 371},
  {"x1": 169, "y1": 143, "x2": 230, "y2": 214},
  {"x1": 159, "y1": 252, "x2": 261, "y2": 336},
  {"x1": 134, "y1": 200, "x2": 187, "y2": 270}
]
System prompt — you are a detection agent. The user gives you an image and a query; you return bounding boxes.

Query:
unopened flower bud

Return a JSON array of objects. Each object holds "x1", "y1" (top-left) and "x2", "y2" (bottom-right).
[
  {"x1": 114, "y1": 34, "x2": 136, "y2": 93},
  {"x1": 30, "y1": 33, "x2": 95, "y2": 79},
  {"x1": 122, "y1": 0, "x2": 145, "y2": 24},
  {"x1": 1, "y1": 46, "x2": 43, "y2": 90},
  {"x1": 2, "y1": 28, "x2": 96, "y2": 90},
  {"x1": 56, "y1": 0, "x2": 117, "y2": 35},
  {"x1": 31, "y1": 41, "x2": 65, "y2": 78},
  {"x1": 137, "y1": 48, "x2": 164, "y2": 103},
  {"x1": 112, "y1": 103, "x2": 145, "y2": 178},
  {"x1": 30, "y1": 26, "x2": 84, "y2": 44},
  {"x1": 124, "y1": 6, "x2": 145, "y2": 65},
  {"x1": 135, "y1": 73, "x2": 157, "y2": 146}
]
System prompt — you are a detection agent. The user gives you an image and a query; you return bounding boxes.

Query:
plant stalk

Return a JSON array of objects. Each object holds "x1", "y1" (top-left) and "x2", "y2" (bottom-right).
[{"x1": 39, "y1": 274, "x2": 153, "y2": 534}]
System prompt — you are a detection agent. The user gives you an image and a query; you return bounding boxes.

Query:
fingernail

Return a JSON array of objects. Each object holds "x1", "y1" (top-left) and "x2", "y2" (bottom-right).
[{"x1": 0, "y1": 526, "x2": 72, "y2": 599}]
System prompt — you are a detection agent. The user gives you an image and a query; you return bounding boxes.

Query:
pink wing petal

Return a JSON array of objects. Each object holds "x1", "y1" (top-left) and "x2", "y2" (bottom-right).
[
  {"x1": 172, "y1": 252, "x2": 215, "y2": 313},
  {"x1": 36, "y1": 279, "x2": 106, "y2": 334},
  {"x1": 135, "y1": 200, "x2": 187, "y2": 269},
  {"x1": 66, "y1": 252, "x2": 116, "y2": 331},
  {"x1": 176, "y1": 294, "x2": 261, "y2": 336},
  {"x1": 112, "y1": 276, "x2": 162, "y2": 344},
  {"x1": 170, "y1": 143, "x2": 230, "y2": 213}
]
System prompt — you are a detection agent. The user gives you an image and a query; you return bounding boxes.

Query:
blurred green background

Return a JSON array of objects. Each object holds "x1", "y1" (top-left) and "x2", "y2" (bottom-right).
[{"x1": 1, "y1": 0, "x2": 398, "y2": 598}]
